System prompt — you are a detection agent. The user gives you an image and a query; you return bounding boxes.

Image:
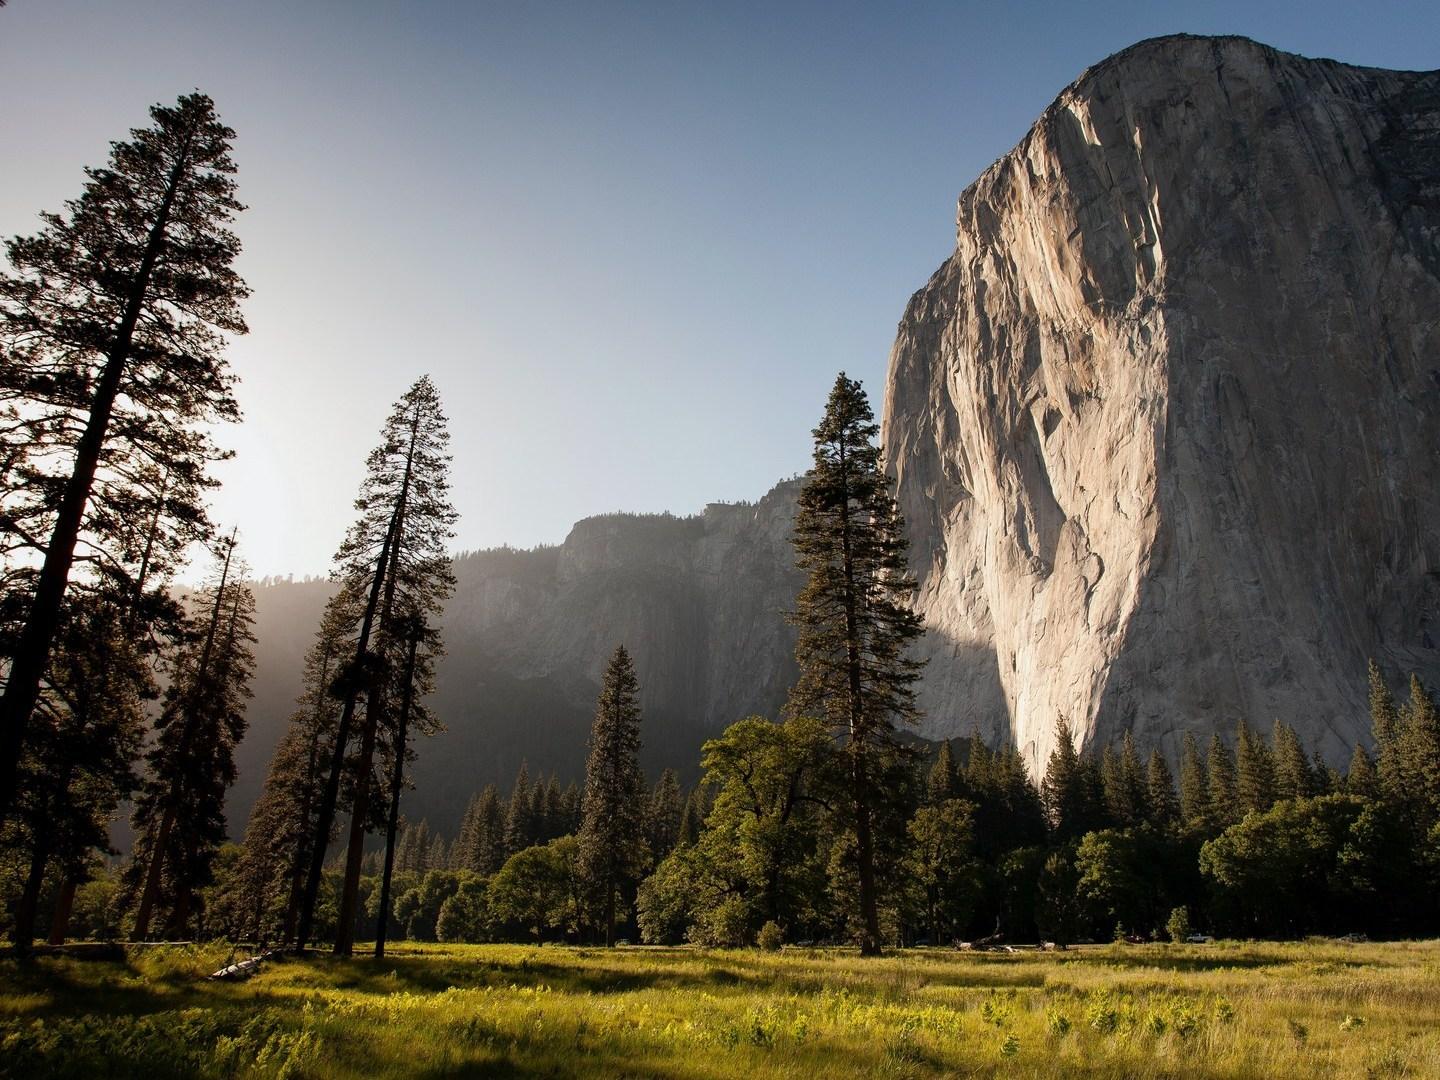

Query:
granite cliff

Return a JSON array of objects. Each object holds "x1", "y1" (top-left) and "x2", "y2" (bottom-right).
[{"x1": 883, "y1": 34, "x2": 1440, "y2": 772}]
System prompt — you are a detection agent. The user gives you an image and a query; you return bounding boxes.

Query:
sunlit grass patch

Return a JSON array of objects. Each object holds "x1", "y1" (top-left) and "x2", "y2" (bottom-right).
[{"x1": 0, "y1": 939, "x2": 1437, "y2": 1078}]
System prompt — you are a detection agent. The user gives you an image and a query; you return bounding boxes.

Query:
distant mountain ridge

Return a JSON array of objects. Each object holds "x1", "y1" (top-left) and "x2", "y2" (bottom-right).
[{"x1": 236, "y1": 482, "x2": 805, "y2": 835}]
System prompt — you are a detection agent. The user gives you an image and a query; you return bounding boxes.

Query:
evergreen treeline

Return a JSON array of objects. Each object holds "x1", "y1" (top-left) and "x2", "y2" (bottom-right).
[{"x1": 208, "y1": 662, "x2": 1428, "y2": 951}]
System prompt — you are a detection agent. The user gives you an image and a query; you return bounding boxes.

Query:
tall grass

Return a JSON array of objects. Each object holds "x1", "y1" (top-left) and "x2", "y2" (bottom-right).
[{"x1": 2, "y1": 940, "x2": 1437, "y2": 1078}]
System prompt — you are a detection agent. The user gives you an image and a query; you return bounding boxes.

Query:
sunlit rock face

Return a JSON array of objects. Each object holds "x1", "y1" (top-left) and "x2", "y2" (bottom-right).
[{"x1": 883, "y1": 34, "x2": 1440, "y2": 772}]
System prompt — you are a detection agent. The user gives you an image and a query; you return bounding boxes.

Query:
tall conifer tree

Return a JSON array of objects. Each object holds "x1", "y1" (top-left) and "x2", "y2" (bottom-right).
[
  {"x1": 1234, "y1": 720, "x2": 1275, "y2": 815},
  {"x1": 645, "y1": 769, "x2": 684, "y2": 861},
  {"x1": 1206, "y1": 735, "x2": 1239, "y2": 829},
  {"x1": 1178, "y1": 732, "x2": 1211, "y2": 832},
  {"x1": 1042, "y1": 716, "x2": 1102, "y2": 839},
  {"x1": 456, "y1": 785, "x2": 506, "y2": 873},
  {"x1": 1146, "y1": 748, "x2": 1180, "y2": 825},
  {"x1": 374, "y1": 613, "x2": 438, "y2": 958},
  {"x1": 786, "y1": 374, "x2": 924, "y2": 956},
  {"x1": 1369, "y1": 660, "x2": 1406, "y2": 802},
  {"x1": 128, "y1": 540, "x2": 256, "y2": 939},
  {"x1": 928, "y1": 739, "x2": 959, "y2": 804},
  {"x1": 1271, "y1": 721, "x2": 1316, "y2": 801},
  {"x1": 504, "y1": 761, "x2": 535, "y2": 855},
  {"x1": 294, "y1": 376, "x2": 455, "y2": 954},
  {"x1": 7, "y1": 592, "x2": 148, "y2": 947},
  {"x1": 577, "y1": 645, "x2": 646, "y2": 946},
  {"x1": 0, "y1": 94, "x2": 247, "y2": 824}
]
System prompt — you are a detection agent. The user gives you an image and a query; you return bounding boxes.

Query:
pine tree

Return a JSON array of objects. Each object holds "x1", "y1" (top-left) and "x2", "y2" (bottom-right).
[
  {"x1": 1206, "y1": 735, "x2": 1239, "y2": 829},
  {"x1": 1178, "y1": 732, "x2": 1211, "y2": 832},
  {"x1": 456, "y1": 785, "x2": 506, "y2": 873},
  {"x1": 504, "y1": 762, "x2": 535, "y2": 855},
  {"x1": 1271, "y1": 721, "x2": 1316, "y2": 801},
  {"x1": 543, "y1": 775, "x2": 565, "y2": 840},
  {"x1": 1369, "y1": 660, "x2": 1405, "y2": 801},
  {"x1": 1398, "y1": 675, "x2": 1440, "y2": 830},
  {"x1": 785, "y1": 374, "x2": 924, "y2": 956},
  {"x1": 561, "y1": 781, "x2": 583, "y2": 836},
  {"x1": 1101, "y1": 733, "x2": 1147, "y2": 827},
  {"x1": 1146, "y1": 748, "x2": 1179, "y2": 825},
  {"x1": 975, "y1": 741, "x2": 1047, "y2": 858},
  {"x1": 927, "y1": 740, "x2": 959, "y2": 804},
  {"x1": 1315, "y1": 753, "x2": 1343, "y2": 796},
  {"x1": 1346, "y1": 744, "x2": 1379, "y2": 800},
  {"x1": 7, "y1": 592, "x2": 148, "y2": 948},
  {"x1": 455, "y1": 792, "x2": 481, "y2": 867},
  {"x1": 678, "y1": 787, "x2": 707, "y2": 847},
  {"x1": 229, "y1": 723, "x2": 314, "y2": 943},
  {"x1": 0, "y1": 93, "x2": 247, "y2": 824},
  {"x1": 257, "y1": 594, "x2": 353, "y2": 943},
  {"x1": 527, "y1": 776, "x2": 549, "y2": 843},
  {"x1": 375, "y1": 613, "x2": 438, "y2": 958},
  {"x1": 645, "y1": 769, "x2": 684, "y2": 861},
  {"x1": 297, "y1": 376, "x2": 456, "y2": 955},
  {"x1": 128, "y1": 540, "x2": 256, "y2": 939},
  {"x1": 1234, "y1": 720, "x2": 1275, "y2": 815},
  {"x1": 1042, "y1": 716, "x2": 1102, "y2": 839},
  {"x1": 577, "y1": 645, "x2": 646, "y2": 946}
]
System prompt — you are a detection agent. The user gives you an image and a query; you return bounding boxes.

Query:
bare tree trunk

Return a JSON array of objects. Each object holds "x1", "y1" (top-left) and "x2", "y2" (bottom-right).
[
  {"x1": 294, "y1": 517, "x2": 394, "y2": 952},
  {"x1": 835, "y1": 442, "x2": 882, "y2": 956},
  {"x1": 282, "y1": 724, "x2": 324, "y2": 945},
  {"x1": 375, "y1": 631, "x2": 420, "y2": 959},
  {"x1": 11, "y1": 838, "x2": 48, "y2": 951},
  {"x1": 48, "y1": 876, "x2": 77, "y2": 946}
]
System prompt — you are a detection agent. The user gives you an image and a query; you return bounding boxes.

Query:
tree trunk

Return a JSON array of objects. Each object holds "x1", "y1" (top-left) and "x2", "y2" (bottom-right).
[
  {"x1": 295, "y1": 511, "x2": 399, "y2": 952},
  {"x1": 326, "y1": 405, "x2": 420, "y2": 955},
  {"x1": 48, "y1": 876, "x2": 77, "y2": 946},
  {"x1": 853, "y1": 752, "x2": 881, "y2": 956},
  {"x1": 126, "y1": 469, "x2": 170, "y2": 637},
  {"x1": 167, "y1": 883, "x2": 192, "y2": 939},
  {"x1": 836, "y1": 441, "x2": 882, "y2": 956},
  {"x1": 11, "y1": 838, "x2": 48, "y2": 951},
  {"x1": 332, "y1": 700, "x2": 379, "y2": 957},
  {"x1": 375, "y1": 632, "x2": 420, "y2": 959},
  {"x1": 132, "y1": 533, "x2": 234, "y2": 941},
  {"x1": 0, "y1": 139, "x2": 192, "y2": 826},
  {"x1": 282, "y1": 724, "x2": 324, "y2": 945}
]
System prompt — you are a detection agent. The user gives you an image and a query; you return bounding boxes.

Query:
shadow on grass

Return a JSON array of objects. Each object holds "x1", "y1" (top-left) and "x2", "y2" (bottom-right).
[{"x1": 1084, "y1": 951, "x2": 1347, "y2": 973}]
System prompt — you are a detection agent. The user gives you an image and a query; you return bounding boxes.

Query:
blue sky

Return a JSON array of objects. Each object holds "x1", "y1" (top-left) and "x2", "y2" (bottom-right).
[{"x1": 2, "y1": 1, "x2": 1435, "y2": 577}]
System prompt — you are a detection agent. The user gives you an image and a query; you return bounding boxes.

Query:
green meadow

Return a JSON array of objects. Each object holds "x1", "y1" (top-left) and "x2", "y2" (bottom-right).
[{"x1": 2, "y1": 940, "x2": 1438, "y2": 1078}]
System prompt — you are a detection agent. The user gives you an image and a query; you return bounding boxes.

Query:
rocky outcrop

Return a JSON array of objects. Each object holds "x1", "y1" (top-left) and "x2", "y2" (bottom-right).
[
  {"x1": 234, "y1": 483, "x2": 803, "y2": 833},
  {"x1": 883, "y1": 34, "x2": 1440, "y2": 772}
]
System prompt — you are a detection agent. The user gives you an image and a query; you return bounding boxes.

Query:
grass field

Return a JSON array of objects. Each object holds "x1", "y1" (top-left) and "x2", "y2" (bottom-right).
[{"x1": 1, "y1": 940, "x2": 1438, "y2": 1078}]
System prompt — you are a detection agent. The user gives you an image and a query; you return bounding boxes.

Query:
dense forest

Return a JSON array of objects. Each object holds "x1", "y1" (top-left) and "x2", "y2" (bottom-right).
[{"x1": 2, "y1": 92, "x2": 1438, "y2": 958}]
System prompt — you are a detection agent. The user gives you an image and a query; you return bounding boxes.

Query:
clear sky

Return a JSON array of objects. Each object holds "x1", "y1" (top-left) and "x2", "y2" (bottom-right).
[{"x1": 2, "y1": 1, "x2": 1436, "y2": 579}]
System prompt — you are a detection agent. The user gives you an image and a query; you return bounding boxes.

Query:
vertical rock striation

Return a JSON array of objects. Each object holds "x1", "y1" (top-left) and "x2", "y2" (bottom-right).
[{"x1": 884, "y1": 35, "x2": 1440, "y2": 771}]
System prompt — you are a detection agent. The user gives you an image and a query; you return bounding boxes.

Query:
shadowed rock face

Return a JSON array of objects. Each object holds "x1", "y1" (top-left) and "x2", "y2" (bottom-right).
[
  {"x1": 233, "y1": 483, "x2": 804, "y2": 834},
  {"x1": 883, "y1": 34, "x2": 1440, "y2": 772}
]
